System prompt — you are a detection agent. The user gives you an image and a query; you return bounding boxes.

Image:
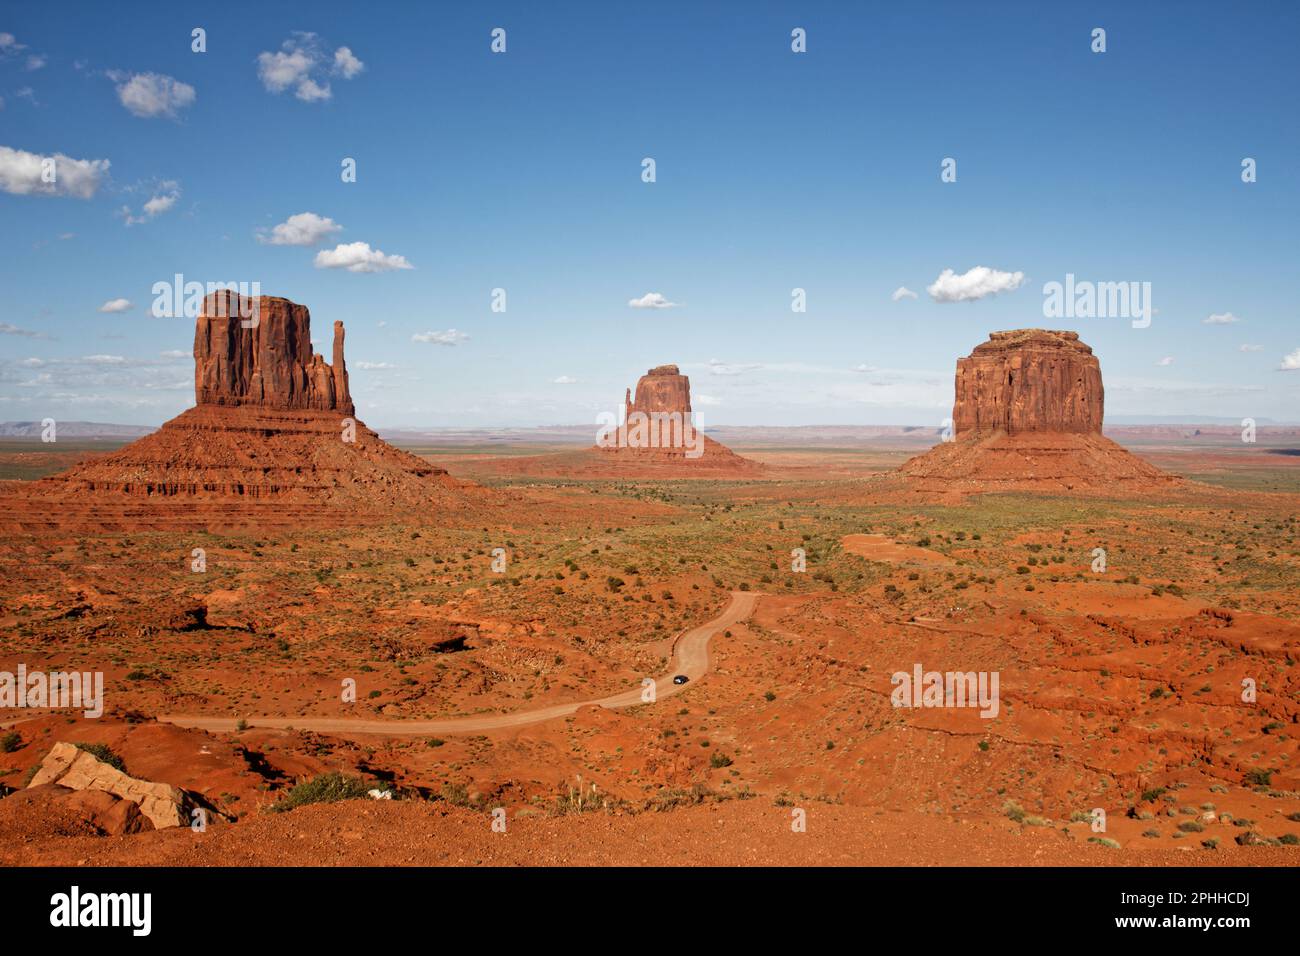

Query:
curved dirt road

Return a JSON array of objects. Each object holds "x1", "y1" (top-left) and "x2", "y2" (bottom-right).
[{"x1": 160, "y1": 590, "x2": 759, "y2": 737}]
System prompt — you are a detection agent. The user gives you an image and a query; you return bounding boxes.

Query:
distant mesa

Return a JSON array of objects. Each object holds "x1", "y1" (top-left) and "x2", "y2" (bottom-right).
[
  {"x1": 596, "y1": 364, "x2": 762, "y2": 473},
  {"x1": 900, "y1": 329, "x2": 1177, "y2": 492},
  {"x1": 3, "y1": 293, "x2": 484, "y2": 529}
]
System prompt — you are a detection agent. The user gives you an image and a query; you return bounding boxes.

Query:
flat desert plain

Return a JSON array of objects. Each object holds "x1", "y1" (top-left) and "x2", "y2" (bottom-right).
[{"x1": 0, "y1": 428, "x2": 1297, "y2": 866}]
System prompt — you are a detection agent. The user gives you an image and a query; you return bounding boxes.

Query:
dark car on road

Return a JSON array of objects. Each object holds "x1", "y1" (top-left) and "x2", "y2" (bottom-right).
[{"x1": 672, "y1": 674, "x2": 689, "y2": 685}]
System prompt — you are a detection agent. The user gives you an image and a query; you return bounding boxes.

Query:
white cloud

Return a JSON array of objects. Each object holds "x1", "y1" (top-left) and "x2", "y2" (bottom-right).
[
  {"x1": 628, "y1": 292, "x2": 678, "y2": 309},
  {"x1": 1156, "y1": 356, "x2": 1174, "y2": 367},
  {"x1": 0, "y1": 33, "x2": 25, "y2": 53},
  {"x1": 926, "y1": 266, "x2": 1025, "y2": 303},
  {"x1": 1280, "y1": 348, "x2": 1300, "y2": 371},
  {"x1": 853, "y1": 363, "x2": 878, "y2": 372},
  {"x1": 333, "y1": 46, "x2": 364, "y2": 79},
  {"x1": 1239, "y1": 343, "x2": 1263, "y2": 352},
  {"x1": 25, "y1": 54, "x2": 45, "y2": 71},
  {"x1": 98, "y1": 298, "x2": 132, "y2": 313},
  {"x1": 142, "y1": 193, "x2": 177, "y2": 217},
  {"x1": 82, "y1": 354, "x2": 126, "y2": 364},
  {"x1": 121, "y1": 183, "x2": 181, "y2": 226},
  {"x1": 412, "y1": 330, "x2": 468, "y2": 346},
  {"x1": 1203, "y1": 312, "x2": 1241, "y2": 325},
  {"x1": 355, "y1": 361, "x2": 397, "y2": 370},
  {"x1": 0, "y1": 146, "x2": 109, "y2": 199},
  {"x1": 258, "y1": 34, "x2": 364, "y2": 102},
  {"x1": 314, "y1": 241, "x2": 413, "y2": 273},
  {"x1": 694, "y1": 393, "x2": 722, "y2": 406},
  {"x1": 114, "y1": 72, "x2": 196, "y2": 119},
  {"x1": 552, "y1": 375, "x2": 577, "y2": 384},
  {"x1": 257, "y1": 46, "x2": 316, "y2": 94},
  {"x1": 891, "y1": 286, "x2": 918, "y2": 301},
  {"x1": 295, "y1": 77, "x2": 331, "y2": 102},
  {"x1": 260, "y1": 212, "x2": 343, "y2": 246},
  {"x1": 159, "y1": 349, "x2": 188, "y2": 358}
]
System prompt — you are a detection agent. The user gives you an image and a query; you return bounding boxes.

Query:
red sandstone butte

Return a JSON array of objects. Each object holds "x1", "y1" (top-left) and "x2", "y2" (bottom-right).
[
  {"x1": 900, "y1": 329, "x2": 1175, "y2": 492},
  {"x1": 623, "y1": 364, "x2": 693, "y2": 420},
  {"x1": 597, "y1": 364, "x2": 761, "y2": 474},
  {"x1": 953, "y1": 330, "x2": 1102, "y2": 436},
  {"x1": 195, "y1": 292, "x2": 353, "y2": 415},
  {"x1": 2, "y1": 294, "x2": 485, "y2": 529}
]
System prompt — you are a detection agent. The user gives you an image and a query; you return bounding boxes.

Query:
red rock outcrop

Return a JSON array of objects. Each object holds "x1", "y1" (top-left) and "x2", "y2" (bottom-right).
[
  {"x1": 900, "y1": 330, "x2": 1176, "y2": 493},
  {"x1": 953, "y1": 329, "x2": 1102, "y2": 437},
  {"x1": 195, "y1": 292, "x2": 353, "y2": 415}
]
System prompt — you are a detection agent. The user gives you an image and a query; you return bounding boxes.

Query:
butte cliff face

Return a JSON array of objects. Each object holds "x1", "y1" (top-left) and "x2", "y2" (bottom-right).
[
  {"x1": 5, "y1": 294, "x2": 485, "y2": 529},
  {"x1": 900, "y1": 329, "x2": 1174, "y2": 492},
  {"x1": 195, "y1": 292, "x2": 353, "y2": 415},
  {"x1": 952, "y1": 330, "x2": 1102, "y2": 437}
]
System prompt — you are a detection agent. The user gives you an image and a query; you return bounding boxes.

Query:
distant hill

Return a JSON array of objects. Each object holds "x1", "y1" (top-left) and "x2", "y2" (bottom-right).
[{"x1": 0, "y1": 421, "x2": 158, "y2": 439}]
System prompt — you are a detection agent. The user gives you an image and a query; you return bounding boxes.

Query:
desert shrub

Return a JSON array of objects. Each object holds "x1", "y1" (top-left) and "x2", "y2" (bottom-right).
[
  {"x1": 710, "y1": 752, "x2": 733, "y2": 769},
  {"x1": 270, "y1": 772, "x2": 382, "y2": 812},
  {"x1": 0, "y1": 731, "x2": 21, "y2": 753},
  {"x1": 1243, "y1": 768, "x2": 1272, "y2": 787}
]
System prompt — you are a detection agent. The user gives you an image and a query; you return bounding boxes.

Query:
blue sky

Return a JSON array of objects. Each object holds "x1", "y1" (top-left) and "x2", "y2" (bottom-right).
[{"x1": 2, "y1": 1, "x2": 1297, "y2": 427}]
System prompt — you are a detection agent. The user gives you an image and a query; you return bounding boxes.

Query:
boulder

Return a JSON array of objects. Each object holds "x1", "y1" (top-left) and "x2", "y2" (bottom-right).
[{"x1": 28, "y1": 741, "x2": 197, "y2": 829}]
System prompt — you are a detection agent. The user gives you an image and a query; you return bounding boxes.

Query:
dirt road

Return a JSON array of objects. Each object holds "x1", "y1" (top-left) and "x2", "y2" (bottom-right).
[{"x1": 159, "y1": 590, "x2": 759, "y2": 736}]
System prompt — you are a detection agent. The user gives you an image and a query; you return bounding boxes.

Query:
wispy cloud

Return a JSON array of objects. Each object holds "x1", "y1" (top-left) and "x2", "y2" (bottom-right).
[
  {"x1": 707, "y1": 359, "x2": 762, "y2": 376},
  {"x1": 98, "y1": 298, "x2": 132, "y2": 313},
  {"x1": 1203, "y1": 312, "x2": 1241, "y2": 325},
  {"x1": 118, "y1": 181, "x2": 181, "y2": 226},
  {"x1": 1280, "y1": 348, "x2": 1300, "y2": 371},
  {"x1": 411, "y1": 330, "x2": 468, "y2": 346},
  {"x1": 891, "y1": 286, "x2": 918, "y2": 301}
]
